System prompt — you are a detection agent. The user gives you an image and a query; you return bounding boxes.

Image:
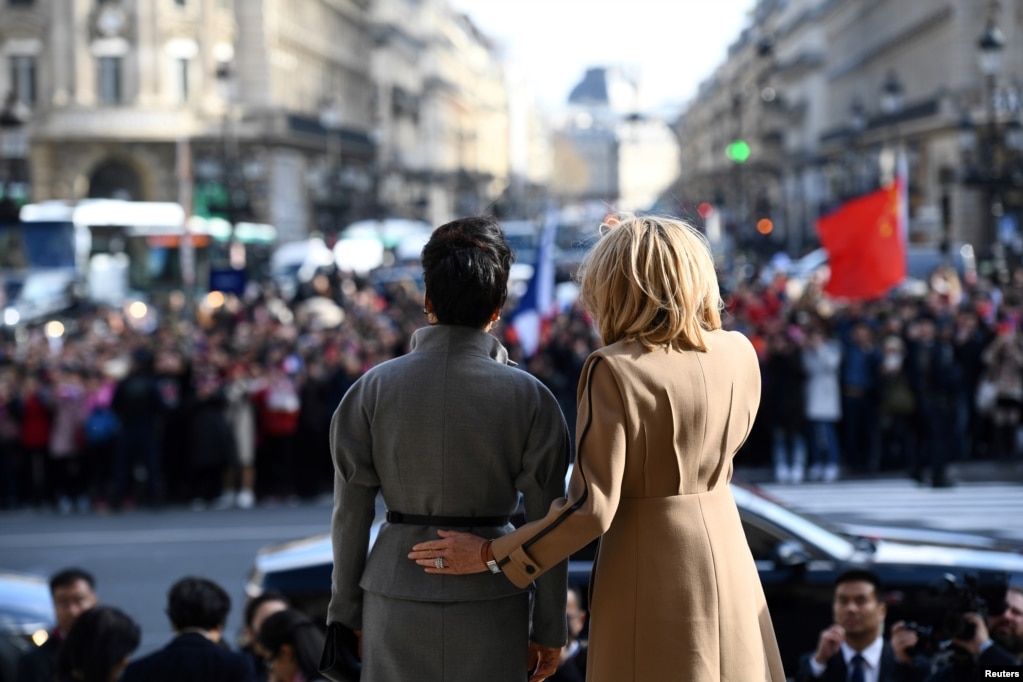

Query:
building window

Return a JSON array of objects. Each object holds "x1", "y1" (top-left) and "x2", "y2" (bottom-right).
[
  {"x1": 8, "y1": 55, "x2": 36, "y2": 105},
  {"x1": 98, "y1": 56, "x2": 122, "y2": 104},
  {"x1": 176, "y1": 57, "x2": 190, "y2": 102}
]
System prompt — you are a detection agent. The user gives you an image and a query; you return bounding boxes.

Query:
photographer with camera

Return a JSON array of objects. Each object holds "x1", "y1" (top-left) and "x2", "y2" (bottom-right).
[
  {"x1": 797, "y1": 569, "x2": 931, "y2": 682},
  {"x1": 924, "y1": 583, "x2": 1022, "y2": 681}
]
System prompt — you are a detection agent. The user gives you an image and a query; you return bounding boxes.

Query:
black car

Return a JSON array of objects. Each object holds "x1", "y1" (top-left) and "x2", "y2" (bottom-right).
[
  {"x1": 0, "y1": 570, "x2": 55, "y2": 678},
  {"x1": 246, "y1": 483, "x2": 1023, "y2": 676}
]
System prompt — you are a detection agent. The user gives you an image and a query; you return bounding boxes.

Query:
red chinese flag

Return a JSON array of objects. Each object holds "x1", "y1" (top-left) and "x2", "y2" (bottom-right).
[{"x1": 816, "y1": 179, "x2": 907, "y2": 300}]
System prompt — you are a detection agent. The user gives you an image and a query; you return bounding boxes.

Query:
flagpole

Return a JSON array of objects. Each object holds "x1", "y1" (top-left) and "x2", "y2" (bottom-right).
[{"x1": 896, "y1": 144, "x2": 908, "y2": 247}]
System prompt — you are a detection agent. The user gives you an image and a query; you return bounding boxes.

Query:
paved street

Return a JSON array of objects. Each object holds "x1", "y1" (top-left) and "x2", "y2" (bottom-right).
[
  {"x1": 0, "y1": 500, "x2": 334, "y2": 656},
  {"x1": 758, "y1": 478, "x2": 1023, "y2": 545}
]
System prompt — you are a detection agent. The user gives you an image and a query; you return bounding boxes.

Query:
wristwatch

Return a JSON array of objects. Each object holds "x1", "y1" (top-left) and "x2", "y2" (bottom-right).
[{"x1": 482, "y1": 540, "x2": 502, "y2": 574}]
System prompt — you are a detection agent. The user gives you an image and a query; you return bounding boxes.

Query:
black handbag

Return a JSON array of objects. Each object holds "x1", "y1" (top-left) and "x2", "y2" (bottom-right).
[{"x1": 319, "y1": 621, "x2": 362, "y2": 682}]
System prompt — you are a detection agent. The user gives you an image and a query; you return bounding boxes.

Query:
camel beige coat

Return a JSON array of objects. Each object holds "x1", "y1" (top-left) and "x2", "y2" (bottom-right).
[{"x1": 492, "y1": 330, "x2": 785, "y2": 682}]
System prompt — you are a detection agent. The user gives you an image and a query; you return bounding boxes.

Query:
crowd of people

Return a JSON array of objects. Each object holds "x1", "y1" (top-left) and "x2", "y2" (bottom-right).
[
  {"x1": 0, "y1": 232, "x2": 1022, "y2": 514},
  {"x1": 4, "y1": 217, "x2": 1023, "y2": 682},
  {"x1": 735, "y1": 261, "x2": 1023, "y2": 487}
]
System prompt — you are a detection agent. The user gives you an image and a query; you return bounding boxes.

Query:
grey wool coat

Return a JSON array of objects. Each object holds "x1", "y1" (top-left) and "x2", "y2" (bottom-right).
[
  {"x1": 327, "y1": 325, "x2": 571, "y2": 652},
  {"x1": 492, "y1": 330, "x2": 786, "y2": 682}
]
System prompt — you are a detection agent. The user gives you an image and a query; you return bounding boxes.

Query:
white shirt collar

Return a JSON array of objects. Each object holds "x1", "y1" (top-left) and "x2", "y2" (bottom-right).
[{"x1": 841, "y1": 636, "x2": 883, "y2": 672}]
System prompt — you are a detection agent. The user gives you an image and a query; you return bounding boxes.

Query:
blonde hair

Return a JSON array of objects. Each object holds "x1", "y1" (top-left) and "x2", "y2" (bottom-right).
[{"x1": 578, "y1": 214, "x2": 722, "y2": 351}]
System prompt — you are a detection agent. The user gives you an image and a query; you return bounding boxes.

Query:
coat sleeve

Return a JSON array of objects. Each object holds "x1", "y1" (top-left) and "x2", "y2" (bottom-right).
[
  {"x1": 514, "y1": 384, "x2": 572, "y2": 648},
  {"x1": 793, "y1": 652, "x2": 824, "y2": 682},
  {"x1": 491, "y1": 355, "x2": 626, "y2": 589},
  {"x1": 326, "y1": 378, "x2": 381, "y2": 629}
]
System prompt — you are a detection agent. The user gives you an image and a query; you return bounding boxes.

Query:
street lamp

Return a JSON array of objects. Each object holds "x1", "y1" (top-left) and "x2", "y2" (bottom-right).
[
  {"x1": 959, "y1": 0, "x2": 1023, "y2": 267},
  {"x1": 315, "y1": 97, "x2": 349, "y2": 239},
  {"x1": 960, "y1": 111, "x2": 978, "y2": 163},
  {"x1": 209, "y1": 59, "x2": 252, "y2": 224},
  {"x1": 878, "y1": 70, "x2": 904, "y2": 187},
  {"x1": 849, "y1": 98, "x2": 867, "y2": 134},
  {"x1": 880, "y1": 70, "x2": 904, "y2": 116},
  {"x1": 845, "y1": 98, "x2": 866, "y2": 197},
  {"x1": 976, "y1": 16, "x2": 1005, "y2": 80},
  {"x1": 0, "y1": 91, "x2": 29, "y2": 220}
]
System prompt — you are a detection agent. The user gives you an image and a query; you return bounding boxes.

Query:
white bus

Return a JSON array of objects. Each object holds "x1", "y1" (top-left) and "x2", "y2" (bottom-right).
[{"x1": 18, "y1": 199, "x2": 212, "y2": 306}]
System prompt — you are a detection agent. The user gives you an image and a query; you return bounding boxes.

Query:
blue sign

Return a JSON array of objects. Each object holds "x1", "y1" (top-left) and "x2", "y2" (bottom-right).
[{"x1": 209, "y1": 268, "x2": 246, "y2": 295}]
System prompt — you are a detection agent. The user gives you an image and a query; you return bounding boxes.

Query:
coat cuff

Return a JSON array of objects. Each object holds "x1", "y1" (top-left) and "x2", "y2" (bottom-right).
[{"x1": 491, "y1": 538, "x2": 540, "y2": 588}]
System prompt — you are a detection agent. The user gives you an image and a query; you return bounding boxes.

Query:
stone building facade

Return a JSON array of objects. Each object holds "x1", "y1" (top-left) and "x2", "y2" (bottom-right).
[
  {"x1": 551, "y1": 67, "x2": 680, "y2": 212},
  {"x1": 676, "y1": 0, "x2": 1023, "y2": 260},
  {"x1": 0, "y1": 0, "x2": 512, "y2": 241},
  {"x1": 370, "y1": 0, "x2": 511, "y2": 227}
]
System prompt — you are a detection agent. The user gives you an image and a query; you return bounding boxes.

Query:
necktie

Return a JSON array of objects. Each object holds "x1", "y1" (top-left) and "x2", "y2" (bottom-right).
[{"x1": 849, "y1": 653, "x2": 866, "y2": 682}]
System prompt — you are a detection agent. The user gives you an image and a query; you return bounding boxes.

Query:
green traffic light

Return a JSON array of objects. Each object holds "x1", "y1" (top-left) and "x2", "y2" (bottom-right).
[{"x1": 725, "y1": 140, "x2": 751, "y2": 163}]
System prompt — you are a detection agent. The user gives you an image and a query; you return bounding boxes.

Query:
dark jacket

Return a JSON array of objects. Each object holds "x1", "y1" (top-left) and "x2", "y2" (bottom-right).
[
  {"x1": 548, "y1": 643, "x2": 588, "y2": 682},
  {"x1": 763, "y1": 346, "x2": 807, "y2": 430},
  {"x1": 14, "y1": 636, "x2": 59, "y2": 682},
  {"x1": 120, "y1": 632, "x2": 255, "y2": 682},
  {"x1": 112, "y1": 372, "x2": 165, "y2": 424},
  {"x1": 924, "y1": 642, "x2": 1020, "y2": 681},
  {"x1": 906, "y1": 338, "x2": 959, "y2": 403},
  {"x1": 795, "y1": 641, "x2": 929, "y2": 682},
  {"x1": 188, "y1": 391, "x2": 235, "y2": 471}
]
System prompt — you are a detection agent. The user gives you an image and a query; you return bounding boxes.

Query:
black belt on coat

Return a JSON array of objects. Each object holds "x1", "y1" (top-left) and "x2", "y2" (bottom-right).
[{"x1": 385, "y1": 511, "x2": 510, "y2": 526}]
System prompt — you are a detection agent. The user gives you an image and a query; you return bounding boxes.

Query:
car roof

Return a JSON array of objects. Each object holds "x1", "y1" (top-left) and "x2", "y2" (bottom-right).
[{"x1": 0, "y1": 571, "x2": 54, "y2": 636}]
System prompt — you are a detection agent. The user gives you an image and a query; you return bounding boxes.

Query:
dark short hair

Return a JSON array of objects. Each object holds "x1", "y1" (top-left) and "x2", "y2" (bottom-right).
[
  {"x1": 56, "y1": 605, "x2": 140, "y2": 682},
  {"x1": 421, "y1": 216, "x2": 513, "y2": 328},
  {"x1": 243, "y1": 589, "x2": 290, "y2": 628},
  {"x1": 834, "y1": 569, "x2": 883, "y2": 599},
  {"x1": 166, "y1": 576, "x2": 231, "y2": 631},
  {"x1": 258, "y1": 609, "x2": 326, "y2": 678},
  {"x1": 50, "y1": 568, "x2": 96, "y2": 595}
]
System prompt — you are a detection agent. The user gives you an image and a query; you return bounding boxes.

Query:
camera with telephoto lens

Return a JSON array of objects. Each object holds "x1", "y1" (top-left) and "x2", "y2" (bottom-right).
[
  {"x1": 904, "y1": 621, "x2": 935, "y2": 639},
  {"x1": 930, "y1": 572, "x2": 1008, "y2": 642},
  {"x1": 902, "y1": 621, "x2": 937, "y2": 657},
  {"x1": 902, "y1": 573, "x2": 1008, "y2": 660}
]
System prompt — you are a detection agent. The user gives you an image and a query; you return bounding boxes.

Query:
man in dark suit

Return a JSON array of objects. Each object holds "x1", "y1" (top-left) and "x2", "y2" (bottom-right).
[
  {"x1": 924, "y1": 584, "x2": 1022, "y2": 681},
  {"x1": 17, "y1": 567, "x2": 98, "y2": 682},
  {"x1": 120, "y1": 576, "x2": 255, "y2": 682},
  {"x1": 796, "y1": 569, "x2": 929, "y2": 682},
  {"x1": 549, "y1": 586, "x2": 588, "y2": 682}
]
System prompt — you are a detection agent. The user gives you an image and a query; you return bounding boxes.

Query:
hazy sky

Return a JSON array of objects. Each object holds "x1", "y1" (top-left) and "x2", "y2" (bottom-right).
[{"x1": 448, "y1": 0, "x2": 757, "y2": 113}]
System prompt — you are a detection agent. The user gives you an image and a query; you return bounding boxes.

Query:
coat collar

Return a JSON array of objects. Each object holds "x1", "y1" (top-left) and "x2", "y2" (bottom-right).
[{"x1": 410, "y1": 325, "x2": 516, "y2": 366}]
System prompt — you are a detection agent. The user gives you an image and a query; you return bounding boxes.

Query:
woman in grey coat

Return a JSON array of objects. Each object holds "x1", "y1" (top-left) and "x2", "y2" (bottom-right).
[{"x1": 327, "y1": 216, "x2": 571, "y2": 682}]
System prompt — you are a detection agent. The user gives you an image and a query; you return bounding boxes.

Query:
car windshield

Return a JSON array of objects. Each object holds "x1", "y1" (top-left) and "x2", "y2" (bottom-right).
[{"x1": 732, "y1": 484, "x2": 857, "y2": 560}]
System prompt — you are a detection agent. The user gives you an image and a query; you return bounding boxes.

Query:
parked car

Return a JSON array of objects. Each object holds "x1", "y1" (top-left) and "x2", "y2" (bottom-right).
[
  {"x1": 0, "y1": 570, "x2": 54, "y2": 677},
  {"x1": 341, "y1": 219, "x2": 431, "y2": 251},
  {"x1": 245, "y1": 483, "x2": 1023, "y2": 677},
  {"x1": 269, "y1": 238, "x2": 335, "y2": 301},
  {"x1": 1, "y1": 268, "x2": 80, "y2": 329}
]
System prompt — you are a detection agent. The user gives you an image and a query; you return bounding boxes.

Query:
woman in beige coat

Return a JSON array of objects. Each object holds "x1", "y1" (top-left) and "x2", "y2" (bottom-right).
[{"x1": 410, "y1": 214, "x2": 785, "y2": 682}]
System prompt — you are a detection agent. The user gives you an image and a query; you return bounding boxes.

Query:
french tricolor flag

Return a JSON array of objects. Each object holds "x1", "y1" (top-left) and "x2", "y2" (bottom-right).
[{"x1": 510, "y1": 207, "x2": 558, "y2": 357}]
